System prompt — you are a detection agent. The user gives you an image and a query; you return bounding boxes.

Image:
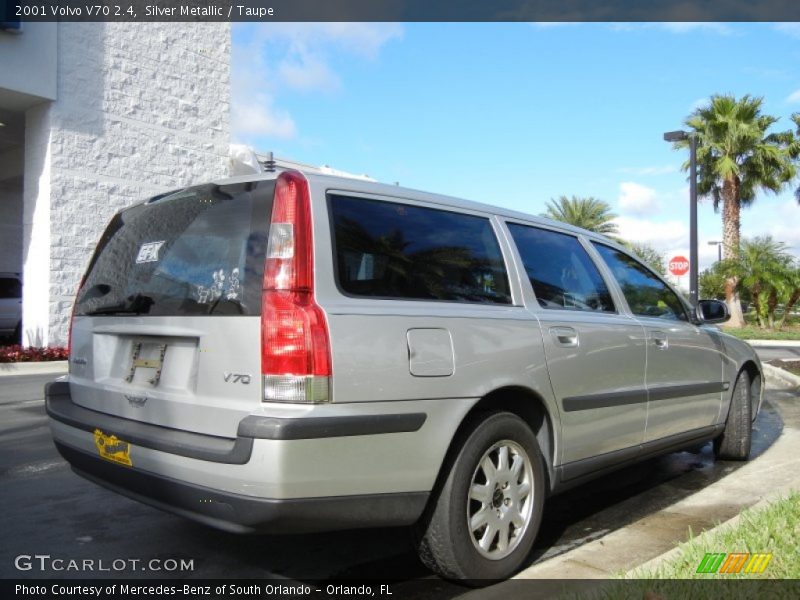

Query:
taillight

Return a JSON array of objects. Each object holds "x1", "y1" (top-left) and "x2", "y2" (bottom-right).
[{"x1": 261, "y1": 171, "x2": 331, "y2": 403}]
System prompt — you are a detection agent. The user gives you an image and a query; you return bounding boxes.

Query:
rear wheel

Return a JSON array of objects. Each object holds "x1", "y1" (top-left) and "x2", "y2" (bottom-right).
[
  {"x1": 416, "y1": 412, "x2": 545, "y2": 583},
  {"x1": 714, "y1": 370, "x2": 752, "y2": 461}
]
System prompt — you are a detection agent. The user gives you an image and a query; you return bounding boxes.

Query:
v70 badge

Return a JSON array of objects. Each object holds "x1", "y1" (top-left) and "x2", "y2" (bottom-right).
[{"x1": 224, "y1": 372, "x2": 251, "y2": 385}]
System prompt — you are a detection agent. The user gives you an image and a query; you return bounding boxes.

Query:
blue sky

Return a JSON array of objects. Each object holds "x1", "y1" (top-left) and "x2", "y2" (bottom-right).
[{"x1": 230, "y1": 22, "x2": 800, "y2": 278}]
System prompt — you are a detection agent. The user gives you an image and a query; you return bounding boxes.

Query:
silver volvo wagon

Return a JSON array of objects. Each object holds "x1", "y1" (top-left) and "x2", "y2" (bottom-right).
[{"x1": 46, "y1": 169, "x2": 762, "y2": 581}]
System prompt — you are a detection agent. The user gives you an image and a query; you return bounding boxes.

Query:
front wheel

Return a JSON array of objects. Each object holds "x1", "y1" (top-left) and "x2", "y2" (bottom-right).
[
  {"x1": 714, "y1": 370, "x2": 752, "y2": 461},
  {"x1": 416, "y1": 412, "x2": 545, "y2": 583}
]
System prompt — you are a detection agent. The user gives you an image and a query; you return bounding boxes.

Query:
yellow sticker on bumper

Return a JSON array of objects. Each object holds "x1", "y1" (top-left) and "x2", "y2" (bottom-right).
[{"x1": 93, "y1": 428, "x2": 133, "y2": 467}]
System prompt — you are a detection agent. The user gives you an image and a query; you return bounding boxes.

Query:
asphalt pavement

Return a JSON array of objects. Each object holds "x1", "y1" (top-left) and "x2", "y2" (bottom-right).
[
  {"x1": 752, "y1": 344, "x2": 800, "y2": 362},
  {"x1": 0, "y1": 366, "x2": 790, "y2": 594}
]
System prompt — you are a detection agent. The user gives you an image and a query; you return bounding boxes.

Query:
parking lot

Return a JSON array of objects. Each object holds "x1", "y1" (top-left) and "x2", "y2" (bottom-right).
[{"x1": 0, "y1": 362, "x2": 791, "y2": 594}]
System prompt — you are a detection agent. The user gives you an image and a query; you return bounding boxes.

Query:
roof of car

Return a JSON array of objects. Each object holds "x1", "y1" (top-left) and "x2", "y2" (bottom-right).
[{"x1": 214, "y1": 169, "x2": 620, "y2": 247}]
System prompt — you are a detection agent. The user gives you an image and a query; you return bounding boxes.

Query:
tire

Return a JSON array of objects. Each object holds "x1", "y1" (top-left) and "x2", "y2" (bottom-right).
[
  {"x1": 415, "y1": 412, "x2": 545, "y2": 583},
  {"x1": 714, "y1": 370, "x2": 752, "y2": 461}
]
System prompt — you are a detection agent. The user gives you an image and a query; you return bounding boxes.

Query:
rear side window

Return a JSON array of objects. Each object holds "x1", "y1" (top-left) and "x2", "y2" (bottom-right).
[
  {"x1": 507, "y1": 224, "x2": 615, "y2": 313},
  {"x1": 330, "y1": 195, "x2": 512, "y2": 305},
  {"x1": 75, "y1": 181, "x2": 273, "y2": 317},
  {"x1": 0, "y1": 278, "x2": 21, "y2": 299},
  {"x1": 593, "y1": 244, "x2": 688, "y2": 321}
]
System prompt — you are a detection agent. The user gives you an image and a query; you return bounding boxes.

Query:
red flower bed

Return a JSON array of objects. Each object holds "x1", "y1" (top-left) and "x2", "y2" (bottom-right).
[{"x1": 0, "y1": 345, "x2": 69, "y2": 363}]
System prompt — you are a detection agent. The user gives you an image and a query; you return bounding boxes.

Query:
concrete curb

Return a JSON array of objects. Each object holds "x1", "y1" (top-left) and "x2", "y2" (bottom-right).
[
  {"x1": 745, "y1": 339, "x2": 800, "y2": 347},
  {"x1": 0, "y1": 361, "x2": 68, "y2": 377},
  {"x1": 763, "y1": 363, "x2": 800, "y2": 390},
  {"x1": 505, "y1": 382, "x2": 800, "y2": 582}
]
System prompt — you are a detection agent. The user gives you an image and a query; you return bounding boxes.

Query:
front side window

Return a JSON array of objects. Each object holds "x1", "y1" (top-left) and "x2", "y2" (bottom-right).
[
  {"x1": 330, "y1": 195, "x2": 511, "y2": 304},
  {"x1": 593, "y1": 244, "x2": 687, "y2": 321},
  {"x1": 507, "y1": 224, "x2": 615, "y2": 313}
]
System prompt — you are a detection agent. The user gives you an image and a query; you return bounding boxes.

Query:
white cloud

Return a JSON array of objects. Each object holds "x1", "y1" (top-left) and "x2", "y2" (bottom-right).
[
  {"x1": 253, "y1": 22, "x2": 404, "y2": 65},
  {"x1": 278, "y1": 53, "x2": 341, "y2": 92},
  {"x1": 608, "y1": 23, "x2": 732, "y2": 35},
  {"x1": 230, "y1": 23, "x2": 403, "y2": 144},
  {"x1": 774, "y1": 23, "x2": 800, "y2": 38},
  {"x1": 231, "y1": 95, "x2": 296, "y2": 141},
  {"x1": 618, "y1": 182, "x2": 660, "y2": 216},
  {"x1": 689, "y1": 97, "x2": 709, "y2": 112},
  {"x1": 614, "y1": 216, "x2": 688, "y2": 253},
  {"x1": 660, "y1": 23, "x2": 733, "y2": 35},
  {"x1": 744, "y1": 198, "x2": 800, "y2": 257},
  {"x1": 786, "y1": 89, "x2": 800, "y2": 104},
  {"x1": 531, "y1": 22, "x2": 580, "y2": 29},
  {"x1": 617, "y1": 165, "x2": 677, "y2": 176}
]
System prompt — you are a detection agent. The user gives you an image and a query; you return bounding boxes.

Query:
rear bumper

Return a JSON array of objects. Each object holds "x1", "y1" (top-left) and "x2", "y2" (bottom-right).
[
  {"x1": 45, "y1": 380, "x2": 436, "y2": 533},
  {"x1": 46, "y1": 381, "x2": 426, "y2": 464},
  {"x1": 54, "y1": 442, "x2": 428, "y2": 534}
]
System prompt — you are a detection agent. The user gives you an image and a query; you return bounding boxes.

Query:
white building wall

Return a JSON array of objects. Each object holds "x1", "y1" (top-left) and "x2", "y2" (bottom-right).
[{"x1": 22, "y1": 22, "x2": 231, "y2": 346}]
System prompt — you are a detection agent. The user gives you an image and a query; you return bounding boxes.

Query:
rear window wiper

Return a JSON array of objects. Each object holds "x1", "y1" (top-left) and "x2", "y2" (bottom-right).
[{"x1": 81, "y1": 294, "x2": 155, "y2": 316}]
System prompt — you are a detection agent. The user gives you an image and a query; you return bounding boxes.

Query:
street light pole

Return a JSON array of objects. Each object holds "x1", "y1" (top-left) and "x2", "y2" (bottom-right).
[
  {"x1": 663, "y1": 129, "x2": 699, "y2": 306},
  {"x1": 689, "y1": 134, "x2": 698, "y2": 306}
]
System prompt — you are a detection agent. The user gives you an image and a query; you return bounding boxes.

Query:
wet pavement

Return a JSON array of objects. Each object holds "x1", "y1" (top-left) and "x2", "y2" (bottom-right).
[{"x1": 0, "y1": 375, "x2": 789, "y2": 597}]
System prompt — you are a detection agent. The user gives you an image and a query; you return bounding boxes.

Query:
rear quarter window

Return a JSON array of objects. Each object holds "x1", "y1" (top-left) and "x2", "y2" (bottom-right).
[{"x1": 329, "y1": 195, "x2": 512, "y2": 305}]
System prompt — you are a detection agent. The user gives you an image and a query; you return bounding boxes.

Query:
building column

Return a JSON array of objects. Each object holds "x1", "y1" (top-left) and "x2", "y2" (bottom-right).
[{"x1": 22, "y1": 102, "x2": 53, "y2": 347}]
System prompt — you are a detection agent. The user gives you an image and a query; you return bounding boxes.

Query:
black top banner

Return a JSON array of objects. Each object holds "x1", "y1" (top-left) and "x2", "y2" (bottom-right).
[{"x1": 3, "y1": 0, "x2": 800, "y2": 22}]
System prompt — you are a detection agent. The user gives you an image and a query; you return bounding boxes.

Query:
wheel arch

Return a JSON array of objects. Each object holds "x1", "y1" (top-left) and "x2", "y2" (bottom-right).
[
  {"x1": 432, "y1": 386, "x2": 558, "y2": 498},
  {"x1": 740, "y1": 360, "x2": 763, "y2": 422}
]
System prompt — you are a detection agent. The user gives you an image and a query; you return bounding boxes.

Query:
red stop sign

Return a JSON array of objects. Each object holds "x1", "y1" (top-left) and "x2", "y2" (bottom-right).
[{"x1": 669, "y1": 256, "x2": 690, "y2": 276}]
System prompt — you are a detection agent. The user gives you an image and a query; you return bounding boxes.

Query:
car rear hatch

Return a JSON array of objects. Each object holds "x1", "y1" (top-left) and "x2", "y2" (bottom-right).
[{"x1": 68, "y1": 179, "x2": 275, "y2": 439}]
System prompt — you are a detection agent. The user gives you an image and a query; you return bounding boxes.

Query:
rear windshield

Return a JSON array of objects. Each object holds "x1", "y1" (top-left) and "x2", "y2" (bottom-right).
[{"x1": 75, "y1": 181, "x2": 273, "y2": 317}]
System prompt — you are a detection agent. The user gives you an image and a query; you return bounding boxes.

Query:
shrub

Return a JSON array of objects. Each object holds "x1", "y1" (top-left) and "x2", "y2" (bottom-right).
[{"x1": 0, "y1": 345, "x2": 68, "y2": 363}]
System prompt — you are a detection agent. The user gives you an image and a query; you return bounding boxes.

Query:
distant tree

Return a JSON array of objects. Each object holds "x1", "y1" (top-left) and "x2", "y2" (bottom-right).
[
  {"x1": 544, "y1": 196, "x2": 618, "y2": 236},
  {"x1": 699, "y1": 263, "x2": 728, "y2": 301},
  {"x1": 624, "y1": 242, "x2": 666, "y2": 276},
  {"x1": 671, "y1": 95, "x2": 797, "y2": 328}
]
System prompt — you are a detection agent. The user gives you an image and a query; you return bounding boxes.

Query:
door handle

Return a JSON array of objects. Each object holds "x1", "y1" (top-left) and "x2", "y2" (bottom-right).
[
  {"x1": 550, "y1": 326, "x2": 578, "y2": 347},
  {"x1": 652, "y1": 331, "x2": 668, "y2": 349}
]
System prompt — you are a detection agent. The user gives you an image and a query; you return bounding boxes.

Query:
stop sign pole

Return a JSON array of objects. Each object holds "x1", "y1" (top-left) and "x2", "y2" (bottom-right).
[{"x1": 664, "y1": 130, "x2": 699, "y2": 306}]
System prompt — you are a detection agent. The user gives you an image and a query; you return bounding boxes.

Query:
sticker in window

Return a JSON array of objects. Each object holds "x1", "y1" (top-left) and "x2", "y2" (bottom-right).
[{"x1": 135, "y1": 241, "x2": 166, "y2": 264}]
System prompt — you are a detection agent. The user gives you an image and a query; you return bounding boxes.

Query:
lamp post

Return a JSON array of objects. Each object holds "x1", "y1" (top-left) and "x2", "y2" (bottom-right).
[
  {"x1": 708, "y1": 240, "x2": 723, "y2": 263},
  {"x1": 663, "y1": 130, "x2": 698, "y2": 306}
]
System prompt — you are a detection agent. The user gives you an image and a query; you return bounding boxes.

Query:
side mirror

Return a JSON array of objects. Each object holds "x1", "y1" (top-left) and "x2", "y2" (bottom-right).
[{"x1": 696, "y1": 299, "x2": 730, "y2": 324}]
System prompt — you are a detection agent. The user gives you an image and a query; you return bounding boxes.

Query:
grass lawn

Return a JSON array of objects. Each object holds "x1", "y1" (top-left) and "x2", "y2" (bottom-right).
[
  {"x1": 629, "y1": 492, "x2": 800, "y2": 580},
  {"x1": 557, "y1": 494, "x2": 800, "y2": 600},
  {"x1": 723, "y1": 326, "x2": 800, "y2": 341},
  {"x1": 721, "y1": 314, "x2": 800, "y2": 341}
]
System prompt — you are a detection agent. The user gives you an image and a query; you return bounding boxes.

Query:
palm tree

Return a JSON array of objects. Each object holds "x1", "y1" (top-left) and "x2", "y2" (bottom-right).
[
  {"x1": 672, "y1": 94, "x2": 797, "y2": 327},
  {"x1": 722, "y1": 236, "x2": 793, "y2": 329},
  {"x1": 775, "y1": 262, "x2": 800, "y2": 331},
  {"x1": 544, "y1": 196, "x2": 618, "y2": 235}
]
